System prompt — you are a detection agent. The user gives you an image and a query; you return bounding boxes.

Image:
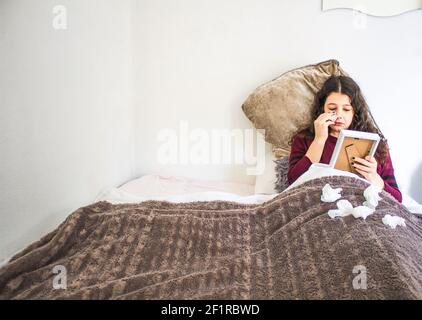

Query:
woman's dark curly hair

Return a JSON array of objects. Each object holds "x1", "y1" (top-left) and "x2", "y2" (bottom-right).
[{"x1": 289, "y1": 75, "x2": 389, "y2": 165}]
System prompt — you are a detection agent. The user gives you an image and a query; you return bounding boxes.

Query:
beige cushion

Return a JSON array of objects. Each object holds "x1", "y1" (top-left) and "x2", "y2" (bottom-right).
[{"x1": 242, "y1": 59, "x2": 349, "y2": 156}]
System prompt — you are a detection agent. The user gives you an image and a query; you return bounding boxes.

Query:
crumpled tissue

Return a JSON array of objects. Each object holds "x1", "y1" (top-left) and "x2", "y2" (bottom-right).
[
  {"x1": 324, "y1": 183, "x2": 405, "y2": 228},
  {"x1": 382, "y1": 214, "x2": 406, "y2": 229},
  {"x1": 328, "y1": 200, "x2": 353, "y2": 218},
  {"x1": 351, "y1": 205, "x2": 375, "y2": 220},
  {"x1": 328, "y1": 199, "x2": 375, "y2": 220},
  {"x1": 321, "y1": 183, "x2": 343, "y2": 202},
  {"x1": 363, "y1": 184, "x2": 382, "y2": 209}
]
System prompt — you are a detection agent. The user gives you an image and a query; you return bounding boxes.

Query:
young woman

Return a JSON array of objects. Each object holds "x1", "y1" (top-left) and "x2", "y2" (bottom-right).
[{"x1": 287, "y1": 75, "x2": 402, "y2": 203}]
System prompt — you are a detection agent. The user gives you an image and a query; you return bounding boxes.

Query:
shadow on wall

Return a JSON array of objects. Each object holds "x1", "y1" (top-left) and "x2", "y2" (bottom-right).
[{"x1": 409, "y1": 161, "x2": 422, "y2": 203}]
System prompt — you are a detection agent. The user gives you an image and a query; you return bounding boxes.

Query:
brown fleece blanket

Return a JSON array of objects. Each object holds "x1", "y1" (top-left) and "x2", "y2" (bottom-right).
[{"x1": 1, "y1": 176, "x2": 421, "y2": 300}]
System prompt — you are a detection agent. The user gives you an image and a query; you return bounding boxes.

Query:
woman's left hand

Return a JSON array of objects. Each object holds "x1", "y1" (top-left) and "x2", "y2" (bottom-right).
[{"x1": 352, "y1": 155, "x2": 385, "y2": 189}]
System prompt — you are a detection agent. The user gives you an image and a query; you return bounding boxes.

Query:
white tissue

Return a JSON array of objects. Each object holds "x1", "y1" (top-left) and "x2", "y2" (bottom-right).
[
  {"x1": 328, "y1": 200, "x2": 375, "y2": 220},
  {"x1": 363, "y1": 184, "x2": 382, "y2": 209},
  {"x1": 321, "y1": 184, "x2": 343, "y2": 203},
  {"x1": 382, "y1": 214, "x2": 406, "y2": 229},
  {"x1": 352, "y1": 206, "x2": 375, "y2": 220},
  {"x1": 328, "y1": 200, "x2": 354, "y2": 218}
]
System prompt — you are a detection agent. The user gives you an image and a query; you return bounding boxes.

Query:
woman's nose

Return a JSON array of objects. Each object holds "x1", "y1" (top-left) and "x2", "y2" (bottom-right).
[{"x1": 335, "y1": 110, "x2": 343, "y2": 118}]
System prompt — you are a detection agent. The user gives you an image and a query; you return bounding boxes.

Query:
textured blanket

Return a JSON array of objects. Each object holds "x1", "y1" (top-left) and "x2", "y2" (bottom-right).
[{"x1": 1, "y1": 176, "x2": 421, "y2": 299}]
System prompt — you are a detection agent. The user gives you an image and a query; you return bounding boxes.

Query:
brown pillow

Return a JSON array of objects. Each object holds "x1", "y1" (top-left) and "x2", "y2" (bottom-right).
[{"x1": 242, "y1": 59, "x2": 349, "y2": 156}]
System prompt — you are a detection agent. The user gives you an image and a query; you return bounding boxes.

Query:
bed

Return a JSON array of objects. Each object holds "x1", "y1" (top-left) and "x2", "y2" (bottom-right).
[{"x1": 0, "y1": 172, "x2": 421, "y2": 299}]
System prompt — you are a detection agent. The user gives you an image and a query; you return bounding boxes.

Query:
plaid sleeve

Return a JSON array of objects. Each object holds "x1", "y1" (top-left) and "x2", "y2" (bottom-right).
[
  {"x1": 287, "y1": 135, "x2": 312, "y2": 185},
  {"x1": 380, "y1": 152, "x2": 402, "y2": 203}
]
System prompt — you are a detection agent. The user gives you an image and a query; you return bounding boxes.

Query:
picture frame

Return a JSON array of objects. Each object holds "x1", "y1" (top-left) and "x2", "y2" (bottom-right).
[{"x1": 329, "y1": 129, "x2": 380, "y2": 174}]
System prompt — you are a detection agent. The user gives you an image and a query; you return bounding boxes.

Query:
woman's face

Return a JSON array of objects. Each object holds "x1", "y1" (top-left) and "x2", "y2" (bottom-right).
[{"x1": 323, "y1": 92, "x2": 355, "y2": 137}]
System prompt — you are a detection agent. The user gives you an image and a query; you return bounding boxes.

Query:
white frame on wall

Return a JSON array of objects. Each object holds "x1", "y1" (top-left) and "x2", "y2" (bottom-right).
[{"x1": 322, "y1": 0, "x2": 422, "y2": 17}]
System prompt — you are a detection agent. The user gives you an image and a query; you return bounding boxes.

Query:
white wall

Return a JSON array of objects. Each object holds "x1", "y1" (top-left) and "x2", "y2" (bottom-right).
[
  {"x1": 132, "y1": 0, "x2": 422, "y2": 201},
  {"x1": 0, "y1": 0, "x2": 134, "y2": 262}
]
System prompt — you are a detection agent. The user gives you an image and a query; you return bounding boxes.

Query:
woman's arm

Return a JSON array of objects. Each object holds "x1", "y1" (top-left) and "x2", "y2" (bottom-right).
[
  {"x1": 352, "y1": 153, "x2": 402, "y2": 203},
  {"x1": 383, "y1": 180, "x2": 402, "y2": 203},
  {"x1": 379, "y1": 153, "x2": 402, "y2": 203},
  {"x1": 288, "y1": 136, "x2": 328, "y2": 184},
  {"x1": 305, "y1": 137, "x2": 327, "y2": 163},
  {"x1": 288, "y1": 113, "x2": 335, "y2": 184}
]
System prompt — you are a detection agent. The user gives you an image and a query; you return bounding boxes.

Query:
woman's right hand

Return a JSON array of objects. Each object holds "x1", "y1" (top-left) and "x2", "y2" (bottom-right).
[{"x1": 313, "y1": 112, "x2": 336, "y2": 142}]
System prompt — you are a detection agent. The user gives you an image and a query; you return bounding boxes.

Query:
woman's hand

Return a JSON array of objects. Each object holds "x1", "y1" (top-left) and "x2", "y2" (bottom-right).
[
  {"x1": 352, "y1": 155, "x2": 384, "y2": 189},
  {"x1": 314, "y1": 112, "x2": 337, "y2": 142}
]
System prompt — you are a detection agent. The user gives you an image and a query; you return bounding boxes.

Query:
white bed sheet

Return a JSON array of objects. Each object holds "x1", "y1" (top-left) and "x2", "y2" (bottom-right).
[
  {"x1": 96, "y1": 188, "x2": 277, "y2": 205},
  {"x1": 95, "y1": 174, "x2": 276, "y2": 205}
]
